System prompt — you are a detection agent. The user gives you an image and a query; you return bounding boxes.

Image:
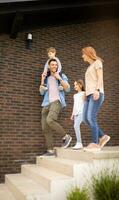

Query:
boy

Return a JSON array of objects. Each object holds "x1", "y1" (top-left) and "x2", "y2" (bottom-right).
[
  {"x1": 42, "y1": 47, "x2": 63, "y2": 91},
  {"x1": 43, "y1": 47, "x2": 62, "y2": 76}
]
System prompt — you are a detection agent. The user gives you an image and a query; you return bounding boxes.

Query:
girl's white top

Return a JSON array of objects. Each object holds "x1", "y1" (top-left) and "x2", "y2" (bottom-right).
[{"x1": 72, "y1": 91, "x2": 85, "y2": 116}]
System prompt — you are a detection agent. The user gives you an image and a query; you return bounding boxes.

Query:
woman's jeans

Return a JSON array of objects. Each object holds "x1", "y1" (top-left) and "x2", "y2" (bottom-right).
[
  {"x1": 74, "y1": 114, "x2": 83, "y2": 144},
  {"x1": 83, "y1": 93, "x2": 104, "y2": 144}
]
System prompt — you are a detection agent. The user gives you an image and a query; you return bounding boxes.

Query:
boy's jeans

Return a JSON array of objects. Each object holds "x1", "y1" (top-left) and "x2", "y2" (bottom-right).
[
  {"x1": 74, "y1": 114, "x2": 83, "y2": 144},
  {"x1": 83, "y1": 93, "x2": 104, "y2": 144},
  {"x1": 41, "y1": 100, "x2": 66, "y2": 150}
]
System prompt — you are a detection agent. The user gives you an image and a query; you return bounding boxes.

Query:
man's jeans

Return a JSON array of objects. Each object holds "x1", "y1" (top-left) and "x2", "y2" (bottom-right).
[
  {"x1": 74, "y1": 114, "x2": 83, "y2": 143},
  {"x1": 41, "y1": 100, "x2": 66, "y2": 150},
  {"x1": 83, "y1": 93, "x2": 104, "y2": 144}
]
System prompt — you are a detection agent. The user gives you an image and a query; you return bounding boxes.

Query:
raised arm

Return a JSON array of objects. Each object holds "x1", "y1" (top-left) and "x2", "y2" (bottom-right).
[{"x1": 53, "y1": 73, "x2": 70, "y2": 92}]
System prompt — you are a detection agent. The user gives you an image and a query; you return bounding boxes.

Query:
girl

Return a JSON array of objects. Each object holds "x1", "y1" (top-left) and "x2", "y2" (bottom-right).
[{"x1": 71, "y1": 79, "x2": 85, "y2": 150}]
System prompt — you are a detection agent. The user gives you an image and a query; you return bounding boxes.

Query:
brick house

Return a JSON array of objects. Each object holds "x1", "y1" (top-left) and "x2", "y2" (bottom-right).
[{"x1": 0, "y1": 0, "x2": 119, "y2": 183}]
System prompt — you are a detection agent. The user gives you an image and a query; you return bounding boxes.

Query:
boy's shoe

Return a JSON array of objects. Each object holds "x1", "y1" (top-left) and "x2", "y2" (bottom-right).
[
  {"x1": 62, "y1": 134, "x2": 72, "y2": 148},
  {"x1": 72, "y1": 143, "x2": 83, "y2": 150},
  {"x1": 83, "y1": 143, "x2": 101, "y2": 152},
  {"x1": 39, "y1": 85, "x2": 48, "y2": 92},
  {"x1": 43, "y1": 86, "x2": 48, "y2": 91},
  {"x1": 99, "y1": 135, "x2": 110, "y2": 148},
  {"x1": 58, "y1": 85, "x2": 63, "y2": 91}
]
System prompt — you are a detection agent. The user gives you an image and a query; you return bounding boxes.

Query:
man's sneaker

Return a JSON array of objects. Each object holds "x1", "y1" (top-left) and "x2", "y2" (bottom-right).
[
  {"x1": 99, "y1": 135, "x2": 110, "y2": 148},
  {"x1": 72, "y1": 142, "x2": 83, "y2": 150},
  {"x1": 42, "y1": 149, "x2": 56, "y2": 156},
  {"x1": 62, "y1": 134, "x2": 70, "y2": 141},
  {"x1": 62, "y1": 134, "x2": 72, "y2": 148}
]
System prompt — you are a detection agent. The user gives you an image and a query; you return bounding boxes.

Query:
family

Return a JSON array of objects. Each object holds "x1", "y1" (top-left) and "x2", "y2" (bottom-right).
[{"x1": 39, "y1": 47, "x2": 110, "y2": 156}]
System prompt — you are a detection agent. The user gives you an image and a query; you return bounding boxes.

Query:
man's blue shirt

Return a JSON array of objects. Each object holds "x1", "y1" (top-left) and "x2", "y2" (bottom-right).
[{"x1": 40, "y1": 73, "x2": 70, "y2": 108}]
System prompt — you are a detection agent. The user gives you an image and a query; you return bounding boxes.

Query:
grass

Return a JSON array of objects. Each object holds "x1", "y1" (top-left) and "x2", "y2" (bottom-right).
[
  {"x1": 66, "y1": 186, "x2": 90, "y2": 200},
  {"x1": 92, "y1": 168, "x2": 119, "y2": 200}
]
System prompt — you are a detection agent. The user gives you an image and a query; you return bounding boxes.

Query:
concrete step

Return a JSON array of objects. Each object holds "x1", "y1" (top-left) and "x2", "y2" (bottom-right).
[
  {"x1": 92, "y1": 146, "x2": 119, "y2": 159},
  {"x1": 0, "y1": 184, "x2": 16, "y2": 200},
  {"x1": 55, "y1": 146, "x2": 119, "y2": 160},
  {"x1": 2, "y1": 146, "x2": 119, "y2": 200},
  {"x1": 37, "y1": 156, "x2": 90, "y2": 176},
  {"x1": 21, "y1": 164, "x2": 74, "y2": 194},
  {"x1": 5, "y1": 174, "x2": 50, "y2": 200},
  {"x1": 36, "y1": 156, "x2": 93, "y2": 187},
  {"x1": 55, "y1": 147, "x2": 93, "y2": 161}
]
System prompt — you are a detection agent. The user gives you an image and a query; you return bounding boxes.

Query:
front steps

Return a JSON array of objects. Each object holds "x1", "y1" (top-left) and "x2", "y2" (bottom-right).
[
  {"x1": 0, "y1": 184, "x2": 16, "y2": 200},
  {"x1": 5, "y1": 174, "x2": 50, "y2": 200},
  {"x1": 21, "y1": 165, "x2": 74, "y2": 193},
  {"x1": 0, "y1": 146, "x2": 119, "y2": 200}
]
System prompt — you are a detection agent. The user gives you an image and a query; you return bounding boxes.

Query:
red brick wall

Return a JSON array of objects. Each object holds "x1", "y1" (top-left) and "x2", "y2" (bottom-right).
[{"x1": 0, "y1": 19, "x2": 119, "y2": 182}]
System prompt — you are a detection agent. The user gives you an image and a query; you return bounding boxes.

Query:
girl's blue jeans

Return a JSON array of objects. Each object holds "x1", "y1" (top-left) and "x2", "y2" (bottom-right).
[
  {"x1": 83, "y1": 93, "x2": 104, "y2": 144},
  {"x1": 74, "y1": 114, "x2": 83, "y2": 143}
]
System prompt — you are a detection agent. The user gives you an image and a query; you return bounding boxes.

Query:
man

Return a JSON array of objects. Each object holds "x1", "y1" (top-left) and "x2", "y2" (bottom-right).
[{"x1": 39, "y1": 58, "x2": 72, "y2": 156}]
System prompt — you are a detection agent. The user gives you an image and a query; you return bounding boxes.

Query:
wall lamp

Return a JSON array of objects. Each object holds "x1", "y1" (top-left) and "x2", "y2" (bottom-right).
[{"x1": 26, "y1": 33, "x2": 32, "y2": 49}]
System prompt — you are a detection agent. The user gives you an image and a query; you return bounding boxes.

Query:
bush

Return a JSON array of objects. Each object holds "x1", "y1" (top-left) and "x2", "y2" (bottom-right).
[
  {"x1": 92, "y1": 168, "x2": 119, "y2": 200},
  {"x1": 67, "y1": 186, "x2": 90, "y2": 200}
]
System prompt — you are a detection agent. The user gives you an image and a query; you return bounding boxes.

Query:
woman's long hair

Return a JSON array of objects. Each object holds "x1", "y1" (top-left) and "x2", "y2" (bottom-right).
[{"x1": 82, "y1": 46, "x2": 103, "y2": 62}]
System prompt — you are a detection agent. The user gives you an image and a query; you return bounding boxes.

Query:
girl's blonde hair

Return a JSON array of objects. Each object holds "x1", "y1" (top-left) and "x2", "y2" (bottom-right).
[
  {"x1": 76, "y1": 79, "x2": 85, "y2": 91},
  {"x1": 82, "y1": 46, "x2": 103, "y2": 62}
]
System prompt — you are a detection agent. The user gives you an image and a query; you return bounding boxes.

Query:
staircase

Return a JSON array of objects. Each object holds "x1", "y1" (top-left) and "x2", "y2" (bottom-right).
[{"x1": 0, "y1": 146, "x2": 119, "y2": 200}]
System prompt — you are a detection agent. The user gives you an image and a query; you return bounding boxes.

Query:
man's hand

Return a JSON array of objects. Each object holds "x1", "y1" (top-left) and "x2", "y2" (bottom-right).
[
  {"x1": 41, "y1": 72, "x2": 47, "y2": 80},
  {"x1": 93, "y1": 90, "x2": 100, "y2": 101},
  {"x1": 70, "y1": 114, "x2": 74, "y2": 120},
  {"x1": 41, "y1": 72, "x2": 47, "y2": 85}
]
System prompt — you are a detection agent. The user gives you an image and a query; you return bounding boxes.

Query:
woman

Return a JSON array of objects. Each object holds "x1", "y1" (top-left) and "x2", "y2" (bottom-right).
[{"x1": 82, "y1": 46, "x2": 110, "y2": 151}]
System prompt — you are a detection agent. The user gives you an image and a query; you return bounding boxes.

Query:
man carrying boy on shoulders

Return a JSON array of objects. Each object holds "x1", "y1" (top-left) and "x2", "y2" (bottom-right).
[{"x1": 39, "y1": 58, "x2": 72, "y2": 156}]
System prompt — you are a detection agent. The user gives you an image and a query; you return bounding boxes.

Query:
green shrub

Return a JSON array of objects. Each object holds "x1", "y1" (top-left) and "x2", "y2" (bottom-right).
[
  {"x1": 67, "y1": 186, "x2": 90, "y2": 200},
  {"x1": 92, "y1": 168, "x2": 119, "y2": 200}
]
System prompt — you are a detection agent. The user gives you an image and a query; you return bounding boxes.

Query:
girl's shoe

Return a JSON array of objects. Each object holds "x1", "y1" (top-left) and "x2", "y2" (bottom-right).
[
  {"x1": 72, "y1": 143, "x2": 83, "y2": 150},
  {"x1": 99, "y1": 135, "x2": 110, "y2": 148}
]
